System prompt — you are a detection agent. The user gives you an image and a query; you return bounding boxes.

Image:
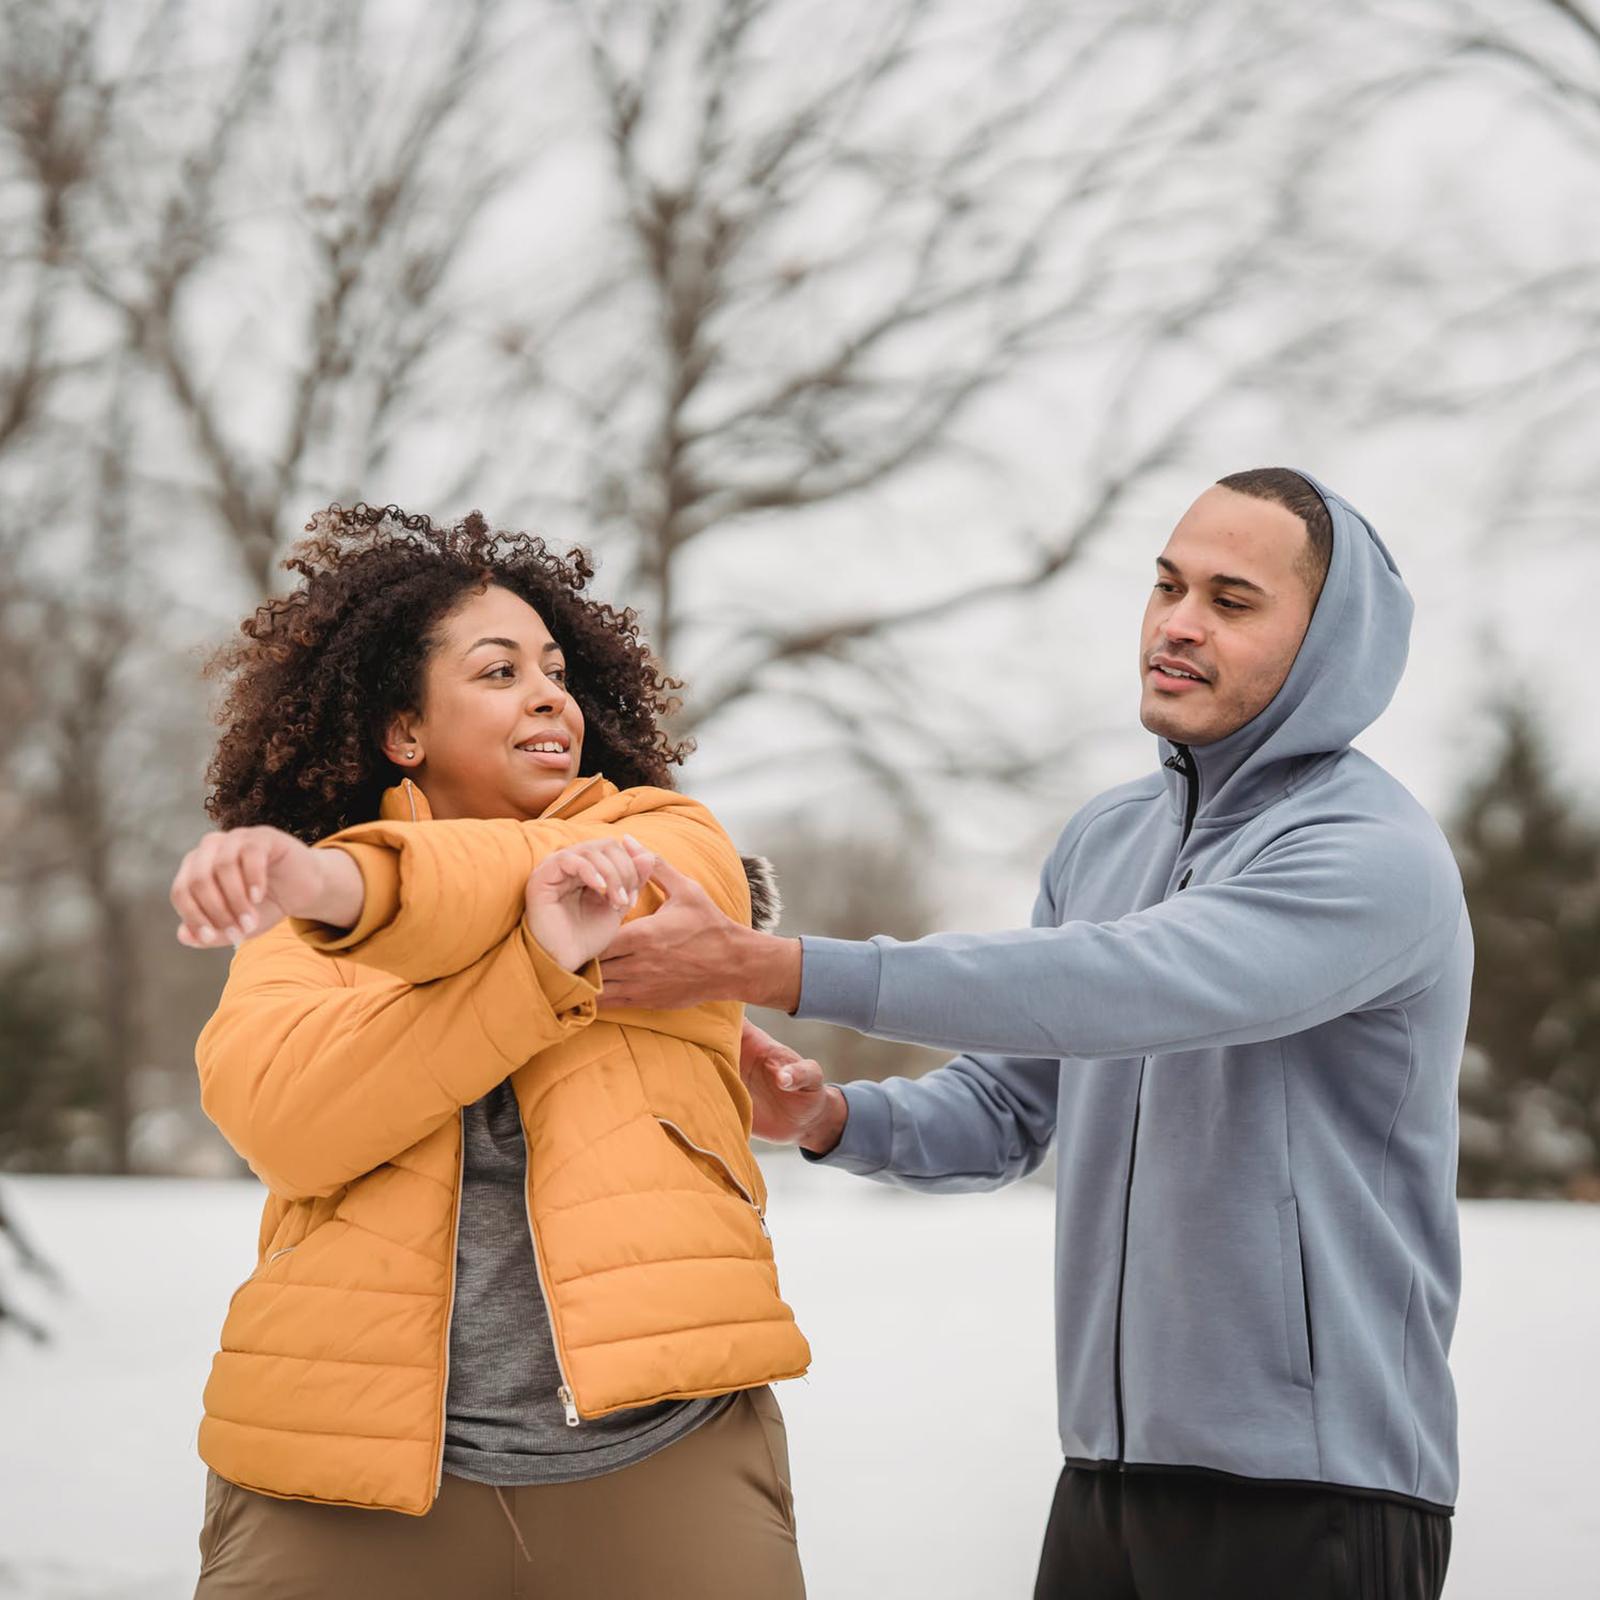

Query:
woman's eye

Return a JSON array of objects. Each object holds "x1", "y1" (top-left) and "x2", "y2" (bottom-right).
[
  {"x1": 548, "y1": 668, "x2": 568, "y2": 684},
  {"x1": 484, "y1": 664, "x2": 515, "y2": 680}
]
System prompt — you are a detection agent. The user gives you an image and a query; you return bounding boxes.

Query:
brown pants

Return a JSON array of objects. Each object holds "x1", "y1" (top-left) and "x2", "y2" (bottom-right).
[{"x1": 194, "y1": 1386, "x2": 804, "y2": 1600}]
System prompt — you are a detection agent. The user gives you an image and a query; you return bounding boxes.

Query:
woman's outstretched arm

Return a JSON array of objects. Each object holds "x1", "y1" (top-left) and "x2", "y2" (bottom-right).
[{"x1": 299, "y1": 794, "x2": 748, "y2": 984}]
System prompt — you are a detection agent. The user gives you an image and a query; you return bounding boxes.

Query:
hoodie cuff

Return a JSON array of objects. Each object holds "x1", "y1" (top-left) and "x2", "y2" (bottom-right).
[
  {"x1": 291, "y1": 842, "x2": 402, "y2": 951},
  {"x1": 799, "y1": 1082, "x2": 892, "y2": 1175},
  {"x1": 795, "y1": 935, "x2": 882, "y2": 1032}
]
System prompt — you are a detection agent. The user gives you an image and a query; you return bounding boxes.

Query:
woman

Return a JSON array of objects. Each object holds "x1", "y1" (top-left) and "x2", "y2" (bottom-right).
[{"x1": 171, "y1": 503, "x2": 810, "y2": 1598}]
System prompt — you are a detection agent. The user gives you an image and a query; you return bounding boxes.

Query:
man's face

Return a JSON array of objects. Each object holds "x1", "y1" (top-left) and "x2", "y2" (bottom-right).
[{"x1": 1138, "y1": 486, "x2": 1320, "y2": 747}]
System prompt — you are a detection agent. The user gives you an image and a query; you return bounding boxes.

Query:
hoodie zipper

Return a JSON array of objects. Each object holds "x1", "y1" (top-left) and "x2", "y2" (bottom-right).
[
  {"x1": 1166, "y1": 744, "x2": 1199, "y2": 845},
  {"x1": 1112, "y1": 744, "x2": 1200, "y2": 1465}
]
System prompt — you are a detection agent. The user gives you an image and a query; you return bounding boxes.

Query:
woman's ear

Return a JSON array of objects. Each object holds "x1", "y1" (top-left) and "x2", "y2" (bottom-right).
[{"x1": 381, "y1": 715, "x2": 424, "y2": 769}]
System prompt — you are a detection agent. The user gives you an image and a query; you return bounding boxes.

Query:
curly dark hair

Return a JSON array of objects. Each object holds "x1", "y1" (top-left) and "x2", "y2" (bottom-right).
[{"x1": 204, "y1": 503, "x2": 690, "y2": 842}]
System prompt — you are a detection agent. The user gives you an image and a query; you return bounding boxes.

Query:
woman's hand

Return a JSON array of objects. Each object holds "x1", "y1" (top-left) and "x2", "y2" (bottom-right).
[
  {"x1": 524, "y1": 836, "x2": 657, "y2": 972},
  {"x1": 170, "y1": 827, "x2": 364, "y2": 947},
  {"x1": 738, "y1": 1020, "x2": 847, "y2": 1154}
]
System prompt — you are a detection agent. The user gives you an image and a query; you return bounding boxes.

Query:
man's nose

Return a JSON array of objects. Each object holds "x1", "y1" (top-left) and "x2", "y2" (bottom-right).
[{"x1": 1162, "y1": 597, "x2": 1208, "y2": 645}]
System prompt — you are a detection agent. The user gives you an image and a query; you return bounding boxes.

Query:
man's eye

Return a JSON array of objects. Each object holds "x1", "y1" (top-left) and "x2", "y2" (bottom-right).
[
  {"x1": 1153, "y1": 582, "x2": 1178, "y2": 595},
  {"x1": 1216, "y1": 598, "x2": 1247, "y2": 612}
]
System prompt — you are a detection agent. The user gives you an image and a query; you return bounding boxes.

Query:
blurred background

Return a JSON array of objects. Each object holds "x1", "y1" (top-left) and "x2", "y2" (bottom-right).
[{"x1": 0, "y1": 1, "x2": 1597, "y2": 1595}]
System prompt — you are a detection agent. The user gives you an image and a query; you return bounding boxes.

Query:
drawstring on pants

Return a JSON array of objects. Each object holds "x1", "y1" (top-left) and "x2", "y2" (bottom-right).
[{"x1": 492, "y1": 1485, "x2": 532, "y2": 1564}]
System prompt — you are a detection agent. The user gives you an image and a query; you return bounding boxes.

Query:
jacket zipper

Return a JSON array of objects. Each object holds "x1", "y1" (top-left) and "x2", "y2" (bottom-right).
[
  {"x1": 656, "y1": 1116, "x2": 770, "y2": 1238},
  {"x1": 1112, "y1": 743, "x2": 1200, "y2": 1465},
  {"x1": 522, "y1": 1138, "x2": 583, "y2": 1427},
  {"x1": 433, "y1": 1110, "x2": 467, "y2": 1491},
  {"x1": 533, "y1": 1118, "x2": 771, "y2": 1430}
]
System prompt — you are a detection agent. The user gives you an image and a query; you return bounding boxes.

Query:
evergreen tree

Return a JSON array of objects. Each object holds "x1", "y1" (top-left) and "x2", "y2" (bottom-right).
[{"x1": 1450, "y1": 695, "x2": 1600, "y2": 1199}]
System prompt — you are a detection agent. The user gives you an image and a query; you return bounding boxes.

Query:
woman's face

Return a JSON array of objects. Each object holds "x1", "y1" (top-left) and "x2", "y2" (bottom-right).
[{"x1": 384, "y1": 584, "x2": 586, "y2": 821}]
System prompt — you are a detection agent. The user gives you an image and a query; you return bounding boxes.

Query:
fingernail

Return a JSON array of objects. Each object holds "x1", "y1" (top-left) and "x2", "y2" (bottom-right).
[
  {"x1": 250, "y1": 885, "x2": 264, "y2": 904},
  {"x1": 198, "y1": 925, "x2": 215, "y2": 943},
  {"x1": 778, "y1": 1070, "x2": 793, "y2": 1088},
  {"x1": 239, "y1": 913, "x2": 256, "y2": 934},
  {"x1": 224, "y1": 926, "x2": 241, "y2": 943}
]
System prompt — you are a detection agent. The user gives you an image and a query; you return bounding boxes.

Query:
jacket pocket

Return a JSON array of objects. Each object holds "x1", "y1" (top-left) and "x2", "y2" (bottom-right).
[
  {"x1": 655, "y1": 1117, "x2": 769, "y2": 1237},
  {"x1": 1276, "y1": 1197, "x2": 1314, "y2": 1390}
]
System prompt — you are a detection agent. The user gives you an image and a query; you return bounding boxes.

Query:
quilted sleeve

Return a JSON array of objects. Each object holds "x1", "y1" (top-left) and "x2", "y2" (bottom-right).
[
  {"x1": 196, "y1": 921, "x2": 598, "y2": 1200},
  {"x1": 291, "y1": 793, "x2": 751, "y2": 984}
]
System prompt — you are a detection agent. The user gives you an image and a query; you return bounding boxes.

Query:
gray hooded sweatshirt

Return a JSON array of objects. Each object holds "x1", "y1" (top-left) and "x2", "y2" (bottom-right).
[{"x1": 798, "y1": 475, "x2": 1470, "y2": 1512}]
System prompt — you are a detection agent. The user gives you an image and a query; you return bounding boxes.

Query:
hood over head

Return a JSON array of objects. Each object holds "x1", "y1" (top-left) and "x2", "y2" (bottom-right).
[{"x1": 1159, "y1": 470, "x2": 1413, "y2": 829}]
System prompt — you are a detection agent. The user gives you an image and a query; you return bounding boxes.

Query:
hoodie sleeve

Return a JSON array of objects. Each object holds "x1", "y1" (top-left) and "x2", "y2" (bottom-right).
[
  {"x1": 797, "y1": 816, "x2": 1464, "y2": 1061},
  {"x1": 292, "y1": 796, "x2": 749, "y2": 984},
  {"x1": 800, "y1": 874, "x2": 1062, "y2": 1191},
  {"x1": 196, "y1": 922, "x2": 599, "y2": 1200}
]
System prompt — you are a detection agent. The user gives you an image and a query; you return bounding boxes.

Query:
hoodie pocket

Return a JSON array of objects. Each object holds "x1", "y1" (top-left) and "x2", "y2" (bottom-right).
[{"x1": 1276, "y1": 1197, "x2": 1314, "y2": 1390}]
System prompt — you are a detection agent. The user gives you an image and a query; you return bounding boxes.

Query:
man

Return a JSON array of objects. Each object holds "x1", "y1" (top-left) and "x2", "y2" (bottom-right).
[{"x1": 601, "y1": 469, "x2": 1469, "y2": 1600}]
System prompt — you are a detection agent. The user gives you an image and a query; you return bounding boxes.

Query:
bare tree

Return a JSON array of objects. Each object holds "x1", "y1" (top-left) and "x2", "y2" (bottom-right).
[
  {"x1": 0, "y1": 0, "x2": 540, "y2": 1170},
  {"x1": 8, "y1": 0, "x2": 532, "y2": 594},
  {"x1": 466, "y1": 0, "x2": 1398, "y2": 807},
  {"x1": 1334, "y1": 0, "x2": 1600, "y2": 539},
  {"x1": 0, "y1": 0, "x2": 1447, "y2": 1170},
  {"x1": 0, "y1": 1183, "x2": 61, "y2": 1344}
]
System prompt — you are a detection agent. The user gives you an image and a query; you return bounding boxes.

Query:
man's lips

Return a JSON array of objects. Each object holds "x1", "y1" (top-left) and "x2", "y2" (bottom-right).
[{"x1": 1148, "y1": 657, "x2": 1210, "y2": 691}]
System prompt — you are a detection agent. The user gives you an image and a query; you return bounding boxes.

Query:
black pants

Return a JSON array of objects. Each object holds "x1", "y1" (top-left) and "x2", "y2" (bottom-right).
[{"x1": 1034, "y1": 1465, "x2": 1451, "y2": 1600}]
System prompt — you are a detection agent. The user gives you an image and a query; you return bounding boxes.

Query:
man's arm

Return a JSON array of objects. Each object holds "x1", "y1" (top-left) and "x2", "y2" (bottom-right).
[
  {"x1": 797, "y1": 819, "x2": 1463, "y2": 1060},
  {"x1": 724, "y1": 864, "x2": 1068, "y2": 1191},
  {"x1": 604, "y1": 815, "x2": 1463, "y2": 1063},
  {"x1": 743, "y1": 1020, "x2": 1060, "y2": 1189}
]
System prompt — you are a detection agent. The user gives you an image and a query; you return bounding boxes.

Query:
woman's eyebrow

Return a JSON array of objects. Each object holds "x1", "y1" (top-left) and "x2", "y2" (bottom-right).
[{"x1": 464, "y1": 635, "x2": 565, "y2": 653}]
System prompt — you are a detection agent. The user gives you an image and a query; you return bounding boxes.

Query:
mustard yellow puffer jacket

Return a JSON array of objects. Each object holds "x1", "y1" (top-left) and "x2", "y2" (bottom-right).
[{"x1": 195, "y1": 775, "x2": 810, "y2": 1515}]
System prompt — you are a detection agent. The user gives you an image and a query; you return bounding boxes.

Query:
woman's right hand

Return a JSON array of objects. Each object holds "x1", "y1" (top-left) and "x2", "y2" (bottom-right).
[
  {"x1": 524, "y1": 836, "x2": 657, "y2": 973},
  {"x1": 169, "y1": 827, "x2": 363, "y2": 947}
]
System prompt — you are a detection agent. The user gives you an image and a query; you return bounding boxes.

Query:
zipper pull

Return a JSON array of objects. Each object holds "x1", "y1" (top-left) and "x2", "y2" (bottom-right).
[
  {"x1": 557, "y1": 1385, "x2": 580, "y2": 1428},
  {"x1": 757, "y1": 1211, "x2": 771, "y2": 1239}
]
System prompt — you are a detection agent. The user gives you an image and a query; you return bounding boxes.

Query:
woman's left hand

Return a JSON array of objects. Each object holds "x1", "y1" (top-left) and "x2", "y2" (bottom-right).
[{"x1": 523, "y1": 836, "x2": 657, "y2": 972}]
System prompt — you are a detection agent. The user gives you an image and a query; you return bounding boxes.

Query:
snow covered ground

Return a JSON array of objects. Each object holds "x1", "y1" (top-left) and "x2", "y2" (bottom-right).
[{"x1": 0, "y1": 1166, "x2": 1595, "y2": 1599}]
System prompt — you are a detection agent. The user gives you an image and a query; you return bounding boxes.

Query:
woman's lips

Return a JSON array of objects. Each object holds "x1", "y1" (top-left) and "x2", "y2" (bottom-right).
[{"x1": 515, "y1": 746, "x2": 573, "y2": 769}]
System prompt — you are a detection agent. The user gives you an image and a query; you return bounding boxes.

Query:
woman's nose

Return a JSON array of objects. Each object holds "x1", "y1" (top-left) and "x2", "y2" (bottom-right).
[{"x1": 526, "y1": 677, "x2": 567, "y2": 714}]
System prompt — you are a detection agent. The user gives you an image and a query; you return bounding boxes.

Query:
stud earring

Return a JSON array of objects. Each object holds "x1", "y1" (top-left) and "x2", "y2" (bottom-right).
[{"x1": 405, "y1": 748, "x2": 418, "y2": 762}]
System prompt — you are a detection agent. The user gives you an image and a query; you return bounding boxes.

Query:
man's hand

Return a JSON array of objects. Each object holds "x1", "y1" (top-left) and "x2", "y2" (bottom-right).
[
  {"x1": 739, "y1": 1020, "x2": 848, "y2": 1155},
  {"x1": 599, "y1": 859, "x2": 803, "y2": 1012},
  {"x1": 524, "y1": 836, "x2": 656, "y2": 972},
  {"x1": 170, "y1": 827, "x2": 364, "y2": 947}
]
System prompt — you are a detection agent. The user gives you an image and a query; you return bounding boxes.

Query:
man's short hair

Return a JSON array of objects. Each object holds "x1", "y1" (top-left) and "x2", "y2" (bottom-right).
[{"x1": 1216, "y1": 467, "x2": 1333, "y2": 599}]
